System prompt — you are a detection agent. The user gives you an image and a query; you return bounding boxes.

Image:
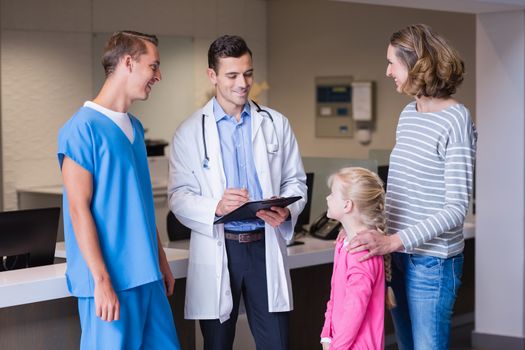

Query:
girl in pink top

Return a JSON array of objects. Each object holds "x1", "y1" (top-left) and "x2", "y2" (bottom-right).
[{"x1": 320, "y1": 167, "x2": 395, "y2": 350}]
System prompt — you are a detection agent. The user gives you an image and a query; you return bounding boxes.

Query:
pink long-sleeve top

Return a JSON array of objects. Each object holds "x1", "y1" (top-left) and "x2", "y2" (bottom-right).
[{"x1": 320, "y1": 240, "x2": 385, "y2": 350}]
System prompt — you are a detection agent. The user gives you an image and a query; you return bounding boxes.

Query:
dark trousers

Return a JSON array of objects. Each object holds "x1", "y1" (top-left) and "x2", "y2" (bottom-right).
[{"x1": 200, "y1": 237, "x2": 289, "y2": 350}]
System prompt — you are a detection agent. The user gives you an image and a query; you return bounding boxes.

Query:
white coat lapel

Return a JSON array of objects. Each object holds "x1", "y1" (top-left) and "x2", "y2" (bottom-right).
[
  {"x1": 250, "y1": 102, "x2": 273, "y2": 198},
  {"x1": 251, "y1": 100, "x2": 263, "y2": 139},
  {"x1": 202, "y1": 99, "x2": 226, "y2": 198}
]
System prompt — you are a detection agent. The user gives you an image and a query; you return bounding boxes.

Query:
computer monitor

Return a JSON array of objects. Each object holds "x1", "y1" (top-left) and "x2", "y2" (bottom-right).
[
  {"x1": 0, "y1": 207, "x2": 60, "y2": 272},
  {"x1": 295, "y1": 172, "x2": 314, "y2": 233},
  {"x1": 377, "y1": 165, "x2": 389, "y2": 191}
]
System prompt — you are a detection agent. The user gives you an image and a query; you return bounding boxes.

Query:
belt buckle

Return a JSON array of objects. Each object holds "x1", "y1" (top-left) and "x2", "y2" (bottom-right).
[{"x1": 238, "y1": 233, "x2": 250, "y2": 243}]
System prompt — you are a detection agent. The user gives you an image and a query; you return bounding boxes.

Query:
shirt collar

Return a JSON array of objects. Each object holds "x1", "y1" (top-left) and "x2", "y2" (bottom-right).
[{"x1": 213, "y1": 97, "x2": 251, "y2": 123}]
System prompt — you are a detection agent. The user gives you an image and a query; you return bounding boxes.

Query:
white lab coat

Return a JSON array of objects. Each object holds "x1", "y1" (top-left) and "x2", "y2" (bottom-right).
[{"x1": 168, "y1": 99, "x2": 307, "y2": 322}]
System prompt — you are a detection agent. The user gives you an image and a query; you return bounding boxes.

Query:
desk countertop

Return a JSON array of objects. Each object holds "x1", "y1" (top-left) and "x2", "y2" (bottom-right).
[
  {"x1": 1, "y1": 236, "x2": 335, "y2": 309},
  {"x1": 17, "y1": 182, "x2": 169, "y2": 197},
  {"x1": 165, "y1": 236, "x2": 335, "y2": 270},
  {"x1": 0, "y1": 247, "x2": 189, "y2": 309},
  {"x1": 1, "y1": 223, "x2": 476, "y2": 309}
]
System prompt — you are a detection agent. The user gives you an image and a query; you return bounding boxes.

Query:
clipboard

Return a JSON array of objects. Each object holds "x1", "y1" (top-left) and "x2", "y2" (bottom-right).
[{"x1": 214, "y1": 196, "x2": 302, "y2": 224}]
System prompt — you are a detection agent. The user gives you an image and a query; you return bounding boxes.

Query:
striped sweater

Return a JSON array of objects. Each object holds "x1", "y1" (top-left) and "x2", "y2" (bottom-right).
[{"x1": 386, "y1": 101, "x2": 477, "y2": 258}]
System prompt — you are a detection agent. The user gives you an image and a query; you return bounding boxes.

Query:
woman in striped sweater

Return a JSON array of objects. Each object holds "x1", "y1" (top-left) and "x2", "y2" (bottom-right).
[{"x1": 349, "y1": 24, "x2": 477, "y2": 350}]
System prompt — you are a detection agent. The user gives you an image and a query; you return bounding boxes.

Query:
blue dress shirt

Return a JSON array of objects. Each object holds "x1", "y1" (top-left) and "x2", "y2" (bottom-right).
[{"x1": 213, "y1": 98, "x2": 265, "y2": 232}]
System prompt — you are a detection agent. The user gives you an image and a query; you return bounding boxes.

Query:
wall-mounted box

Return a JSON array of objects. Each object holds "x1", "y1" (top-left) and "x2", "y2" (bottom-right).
[
  {"x1": 315, "y1": 76, "x2": 353, "y2": 138},
  {"x1": 351, "y1": 81, "x2": 373, "y2": 122}
]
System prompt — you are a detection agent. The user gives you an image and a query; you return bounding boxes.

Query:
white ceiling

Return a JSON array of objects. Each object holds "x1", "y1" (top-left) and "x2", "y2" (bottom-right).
[{"x1": 332, "y1": 0, "x2": 525, "y2": 14}]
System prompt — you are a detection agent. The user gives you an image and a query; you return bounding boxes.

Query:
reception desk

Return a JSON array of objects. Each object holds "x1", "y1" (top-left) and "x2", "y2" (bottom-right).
[
  {"x1": 0, "y1": 231, "x2": 475, "y2": 350},
  {"x1": 1, "y1": 237, "x2": 334, "y2": 308},
  {"x1": 0, "y1": 236, "x2": 335, "y2": 350}
]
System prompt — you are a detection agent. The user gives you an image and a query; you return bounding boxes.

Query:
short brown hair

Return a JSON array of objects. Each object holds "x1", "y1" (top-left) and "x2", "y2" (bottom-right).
[
  {"x1": 390, "y1": 24, "x2": 464, "y2": 98},
  {"x1": 102, "y1": 31, "x2": 159, "y2": 77},
  {"x1": 208, "y1": 35, "x2": 252, "y2": 73}
]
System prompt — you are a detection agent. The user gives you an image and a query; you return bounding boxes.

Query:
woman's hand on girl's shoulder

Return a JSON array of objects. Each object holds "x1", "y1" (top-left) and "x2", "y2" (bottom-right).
[{"x1": 348, "y1": 230, "x2": 403, "y2": 261}]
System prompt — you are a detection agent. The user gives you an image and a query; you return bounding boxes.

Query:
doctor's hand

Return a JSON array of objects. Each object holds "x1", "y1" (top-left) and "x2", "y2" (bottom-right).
[
  {"x1": 256, "y1": 206, "x2": 290, "y2": 228},
  {"x1": 94, "y1": 277, "x2": 120, "y2": 322},
  {"x1": 216, "y1": 188, "x2": 249, "y2": 216}
]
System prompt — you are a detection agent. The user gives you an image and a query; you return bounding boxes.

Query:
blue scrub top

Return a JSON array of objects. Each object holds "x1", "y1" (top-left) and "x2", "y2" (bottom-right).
[{"x1": 57, "y1": 107, "x2": 161, "y2": 297}]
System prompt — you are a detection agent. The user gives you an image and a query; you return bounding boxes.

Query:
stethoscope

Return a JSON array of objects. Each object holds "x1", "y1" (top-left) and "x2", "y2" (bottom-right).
[{"x1": 202, "y1": 100, "x2": 279, "y2": 169}]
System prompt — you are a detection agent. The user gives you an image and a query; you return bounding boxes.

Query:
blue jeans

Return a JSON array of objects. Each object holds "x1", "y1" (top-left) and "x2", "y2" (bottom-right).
[{"x1": 390, "y1": 252, "x2": 464, "y2": 350}]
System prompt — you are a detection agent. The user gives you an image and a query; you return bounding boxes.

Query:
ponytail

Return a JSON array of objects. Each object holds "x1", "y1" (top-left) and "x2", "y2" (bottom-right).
[
  {"x1": 383, "y1": 253, "x2": 397, "y2": 309},
  {"x1": 376, "y1": 226, "x2": 397, "y2": 310}
]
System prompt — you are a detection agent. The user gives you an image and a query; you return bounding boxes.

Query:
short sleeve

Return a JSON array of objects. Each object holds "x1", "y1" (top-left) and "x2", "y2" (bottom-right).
[{"x1": 57, "y1": 117, "x2": 95, "y2": 174}]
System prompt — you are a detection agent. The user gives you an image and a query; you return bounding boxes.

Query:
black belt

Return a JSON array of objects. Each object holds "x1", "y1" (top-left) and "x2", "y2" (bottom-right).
[{"x1": 224, "y1": 229, "x2": 265, "y2": 243}]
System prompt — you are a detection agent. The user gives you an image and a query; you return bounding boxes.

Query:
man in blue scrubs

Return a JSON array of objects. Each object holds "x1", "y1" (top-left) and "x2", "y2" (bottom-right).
[{"x1": 57, "y1": 31, "x2": 180, "y2": 349}]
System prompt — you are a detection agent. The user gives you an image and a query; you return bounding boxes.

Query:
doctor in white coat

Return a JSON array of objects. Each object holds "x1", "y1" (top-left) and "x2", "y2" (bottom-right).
[{"x1": 168, "y1": 35, "x2": 306, "y2": 350}]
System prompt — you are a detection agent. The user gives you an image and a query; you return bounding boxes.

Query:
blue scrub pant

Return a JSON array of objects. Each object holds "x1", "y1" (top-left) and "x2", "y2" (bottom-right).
[
  {"x1": 390, "y1": 252, "x2": 464, "y2": 350},
  {"x1": 78, "y1": 280, "x2": 180, "y2": 350},
  {"x1": 199, "y1": 237, "x2": 289, "y2": 350}
]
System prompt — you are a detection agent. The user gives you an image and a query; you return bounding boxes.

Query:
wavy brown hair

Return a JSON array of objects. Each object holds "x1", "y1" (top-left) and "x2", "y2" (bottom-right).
[
  {"x1": 390, "y1": 24, "x2": 464, "y2": 98},
  {"x1": 208, "y1": 35, "x2": 252, "y2": 73}
]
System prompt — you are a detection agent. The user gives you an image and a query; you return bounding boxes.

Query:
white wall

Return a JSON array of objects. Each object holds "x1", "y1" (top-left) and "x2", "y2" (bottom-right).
[
  {"x1": 475, "y1": 9, "x2": 525, "y2": 343},
  {"x1": 267, "y1": 0, "x2": 476, "y2": 159},
  {"x1": 0, "y1": 0, "x2": 268, "y2": 210},
  {"x1": 91, "y1": 34, "x2": 197, "y2": 146},
  {"x1": 1, "y1": 29, "x2": 93, "y2": 211}
]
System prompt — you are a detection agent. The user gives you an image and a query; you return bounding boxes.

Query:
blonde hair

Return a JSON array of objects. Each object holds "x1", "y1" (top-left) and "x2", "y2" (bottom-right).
[
  {"x1": 390, "y1": 23, "x2": 464, "y2": 98},
  {"x1": 328, "y1": 167, "x2": 396, "y2": 309}
]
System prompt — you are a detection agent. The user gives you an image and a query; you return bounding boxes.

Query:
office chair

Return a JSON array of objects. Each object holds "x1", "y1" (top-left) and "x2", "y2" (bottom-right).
[{"x1": 166, "y1": 211, "x2": 191, "y2": 241}]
